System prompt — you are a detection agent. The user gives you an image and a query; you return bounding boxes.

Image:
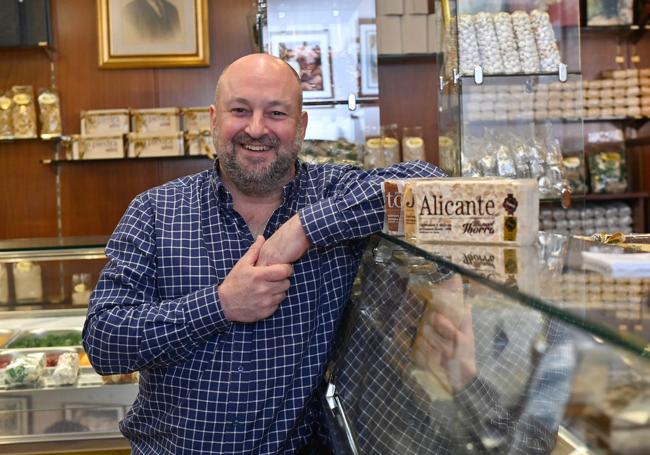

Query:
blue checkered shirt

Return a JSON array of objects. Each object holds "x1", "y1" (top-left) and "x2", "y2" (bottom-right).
[{"x1": 83, "y1": 159, "x2": 444, "y2": 454}]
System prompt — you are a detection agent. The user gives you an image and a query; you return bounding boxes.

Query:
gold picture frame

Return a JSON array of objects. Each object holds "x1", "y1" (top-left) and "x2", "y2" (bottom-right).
[{"x1": 97, "y1": 0, "x2": 209, "y2": 69}]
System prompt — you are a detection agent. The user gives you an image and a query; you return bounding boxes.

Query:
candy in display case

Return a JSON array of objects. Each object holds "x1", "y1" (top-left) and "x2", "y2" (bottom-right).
[{"x1": 438, "y1": 0, "x2": 585, "y2": 205}]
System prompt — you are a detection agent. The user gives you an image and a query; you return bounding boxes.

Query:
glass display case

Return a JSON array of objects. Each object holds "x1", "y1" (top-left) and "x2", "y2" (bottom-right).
[
  {"x1": 323, "y1": 233, "x2": 650, "y2": 454},
  {"x1": 0, "y1": 237, "x2": 137, "y2": 453},
  {"x1": 438, "y1": 0, "x2": 586, "y2": 203}
]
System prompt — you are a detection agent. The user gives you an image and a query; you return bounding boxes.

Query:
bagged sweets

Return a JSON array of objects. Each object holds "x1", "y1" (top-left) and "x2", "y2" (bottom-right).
[
  {"x1": 11, "y1": 85, "x2": 38, "y2": 139},
  {"x1": 37, "y1": 88, "x2": 62, "y2": 139},
  {"x1": 0, "y1": 91, "x2": 13, "y2": 139},
  {"x1": 589, "y1": 149, "x2": 628, "y2": 194}
]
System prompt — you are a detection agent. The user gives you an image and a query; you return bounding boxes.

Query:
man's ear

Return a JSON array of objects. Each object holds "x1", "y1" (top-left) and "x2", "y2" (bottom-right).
[
  {"x1": 299, "y1": 111, "x2": 308, "y2": 140},
  {"x1": 209, "y1": 105, "x2": 217, "y2": 130}
]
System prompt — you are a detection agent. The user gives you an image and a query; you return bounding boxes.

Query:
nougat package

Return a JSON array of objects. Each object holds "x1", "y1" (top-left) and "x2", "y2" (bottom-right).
[{"x1": 409, "y1": 177, "x2": 539, "y2": 245}]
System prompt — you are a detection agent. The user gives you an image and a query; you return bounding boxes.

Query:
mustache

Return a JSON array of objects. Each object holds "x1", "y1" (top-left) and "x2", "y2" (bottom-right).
[{"x1": 232, "y1": 132, "x2": 279, "y2": 148}]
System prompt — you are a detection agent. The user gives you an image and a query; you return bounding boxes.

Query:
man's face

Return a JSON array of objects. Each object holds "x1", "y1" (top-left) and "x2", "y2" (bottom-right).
[{"x1": 210, "y1": 58, "x2": 307, "y2": 196}]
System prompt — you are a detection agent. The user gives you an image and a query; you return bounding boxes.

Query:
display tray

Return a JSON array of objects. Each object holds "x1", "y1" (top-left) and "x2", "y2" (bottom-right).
[
  {"x1": 0, "y1": 345, "x2": 102, "y2": 391},
  {"x1": 4, "y1": 328, "x2": 82, "y2": 349}
]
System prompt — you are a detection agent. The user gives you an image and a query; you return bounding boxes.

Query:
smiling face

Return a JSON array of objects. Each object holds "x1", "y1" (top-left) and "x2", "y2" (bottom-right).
[{"x1": 210, "y1": 54, "x2": 308, "y2": 197}]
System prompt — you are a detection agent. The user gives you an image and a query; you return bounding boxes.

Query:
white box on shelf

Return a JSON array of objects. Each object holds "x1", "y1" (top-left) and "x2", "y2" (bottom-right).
[
  {"x1": 378, "y1": 0, "x2": 404, "y2": 15},
  {"x1": 185, "y1": 130, "x2": 215, "y2": 158},
  {"x1": 80, "y1": 109, "x2": 130, "y2": 136},
  {"x1": 406, "y1": 0, "x2": 435, "y2": 14},
  {"x1": 127, "y1": 132, "x2": 184, "y2": 158},
  {"x1": 402, "y1": 14, "x2": 428, "y2": 53},
  {"x1": 71, "y1": 134, "x2": 125, "y2": 160},
  {"x1": 130, "y1": 107, "x2": 181, "y2": 133},
  {"x1": 181, "y1": 107, "x2": 211, "y2": 132},
  {"x1": 377, "y1": 15, "x2": 403, "y2": 54}
]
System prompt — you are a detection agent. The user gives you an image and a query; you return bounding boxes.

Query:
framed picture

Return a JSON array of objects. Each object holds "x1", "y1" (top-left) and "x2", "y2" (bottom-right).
[
  {"x1": 97, "y1": 0, "x2": 210, "y2": 69},
  {"x1": 0, "y1": 396, "x2": 30, "y2": 436},
  {"x1": 358, "y1": 21, "x2": 378, "y2": 97},
  {"x1": 64, "y1": 404, "x2": 125, "y2": 432},
  {"x1": 586, "y1": 0, "x2": 634, "y2": 26},
  {"x1": 270, "y1": 30, "x2": 333, "y2": 100}
]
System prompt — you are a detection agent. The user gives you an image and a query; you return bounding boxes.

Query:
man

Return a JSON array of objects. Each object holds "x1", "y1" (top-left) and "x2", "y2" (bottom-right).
[
  {"x1": 83, "y1": 53, "x2": 444, "y2": 454},
  {"x1": 122, "y1": 0, "x2": 180, "y2": 41}
]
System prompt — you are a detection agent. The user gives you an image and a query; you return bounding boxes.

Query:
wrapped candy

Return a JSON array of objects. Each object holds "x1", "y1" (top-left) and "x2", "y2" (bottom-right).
[
  {"x1": 0, "y1": 91, "x2": 13, "y2": 139},
  {"x1": 496, "y1": 144, "x2": 516, "y2": 177},
  {"x1": 493, "y1": 12, "x2": 522, "y2": 74},
  {"x1": 530, "y1": 9, "x2": 561, "y2": 73},
  {"x1": 513, "y1": 144, "x2": 532, "y2": 178},
  {"x1": 473, "y1": 13, "x2": 504, "y2": 74},
  {"x1": 458, "y1": 15, "x2": 481, "y2": 75},
  {"x1": 3, "y1": 353, "x2": 45, "y2": 388},
  {"x1": 511, "y1": 11, "x2": 540, "y2": 74},
  {"x1": 37, "y1": 88, "x2": 62, "y2": 139},
  {"x1": 52, "y1": 352, "x2": 80, "y2": 386}
]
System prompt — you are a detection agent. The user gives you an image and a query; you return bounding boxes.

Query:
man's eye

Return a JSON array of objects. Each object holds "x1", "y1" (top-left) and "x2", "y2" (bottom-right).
[
  {"x1": 271, "y1": 111, "x2": 286, "y2": 117},
  {"x1": 231, "y1": 107, "x2": 248, "y2": 114}
]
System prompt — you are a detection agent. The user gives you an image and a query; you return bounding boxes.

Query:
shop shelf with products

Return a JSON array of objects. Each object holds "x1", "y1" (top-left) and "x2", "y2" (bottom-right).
[
  {"x1": 322, "y1": 232, "x2": 650, "y2": 455},
  {"x1": 0, "y1": 236, "x2": 137, "y2": 454},
  {"x1": 437, "y1": 0, "x2": 585, "y2": 208}
]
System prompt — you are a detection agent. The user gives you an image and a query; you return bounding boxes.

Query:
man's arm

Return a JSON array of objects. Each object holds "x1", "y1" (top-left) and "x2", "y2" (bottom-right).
[
  {"x1": 83, "y1": 196, "x2": 292, "y2": 375},
  {"x1": 258, "y1": 160, "x2": 444, "y2": 265}
]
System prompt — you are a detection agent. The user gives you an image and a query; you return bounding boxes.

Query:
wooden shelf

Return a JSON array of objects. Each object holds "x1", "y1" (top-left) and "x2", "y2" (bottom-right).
[{"x1": 42, "y1": 155, "x2": 213, "y2": 165}]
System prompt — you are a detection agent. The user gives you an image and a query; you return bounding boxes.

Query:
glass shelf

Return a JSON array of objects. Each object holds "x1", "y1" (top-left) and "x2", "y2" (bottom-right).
[{"x1": 378, "y1": 232, "x2": 650, "y2": 358}]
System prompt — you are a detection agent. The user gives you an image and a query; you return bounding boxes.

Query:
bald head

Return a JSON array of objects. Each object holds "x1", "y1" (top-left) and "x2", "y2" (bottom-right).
[{"x1": 215, "y1": 53, "x2": 303, "y2": 111}]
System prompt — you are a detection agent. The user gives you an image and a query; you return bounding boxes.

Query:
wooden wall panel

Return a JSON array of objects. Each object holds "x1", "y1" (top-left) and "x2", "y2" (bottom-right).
[
  {"x1": 0, "y1": 0, "x2": 254, "y2": 240},
  {"x1": 378, "y1": 56, "x2": 439, "y2": 165},
  {"x1": 0, "y1": 46, "x2": 58, "y2": 238}
]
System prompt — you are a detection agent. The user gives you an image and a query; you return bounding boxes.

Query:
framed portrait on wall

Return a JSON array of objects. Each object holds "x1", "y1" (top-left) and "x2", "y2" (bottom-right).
[
  {"x1": 97, "y1": 0, "x2": 210, "y2": 69},
  {"x1": 358, "y1": 21, "x2": 378, "y2": 97},
  {"x1": 586, "y1": 0, "x2": 634, "y2": 26},
  {"x1": 270, "y1": 30, "x2": 333, "y2": 100}
]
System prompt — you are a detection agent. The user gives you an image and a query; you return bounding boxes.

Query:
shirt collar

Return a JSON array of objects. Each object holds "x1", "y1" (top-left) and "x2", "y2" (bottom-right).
[{"x1": 209, "y1": 159, "x2": 306, "y2": 209}]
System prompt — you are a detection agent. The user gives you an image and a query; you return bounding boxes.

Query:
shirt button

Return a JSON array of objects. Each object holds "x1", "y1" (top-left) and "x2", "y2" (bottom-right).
[{"x1": 237, "y1": 364, "x2": 244, "y2": 372}]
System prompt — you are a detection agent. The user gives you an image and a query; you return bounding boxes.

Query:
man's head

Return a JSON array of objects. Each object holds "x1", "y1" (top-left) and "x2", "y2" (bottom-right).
[{"x1": 210, "y1": 53, "x2": 308, "y2": 197}]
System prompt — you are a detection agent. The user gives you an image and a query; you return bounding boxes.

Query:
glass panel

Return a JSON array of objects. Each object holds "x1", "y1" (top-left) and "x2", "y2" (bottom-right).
[
  {"x1": 0, "y1": 384, "x2": 137, "y2": 441},
  {"x1": 0, "y1": 257, "x2": 106, "y2": 310},
  {"x1": 380, "y1": 233, "x2": 650, "y2": 357},
  {"x1": 326, "y1": 236, "x2": 650, "y2": 454},
  {"x1": 453, "y1": 0, "x2": 581, "y2": 75},
  {"x1": 458, "y1": 74, "x2": 585, "y2": 200}
]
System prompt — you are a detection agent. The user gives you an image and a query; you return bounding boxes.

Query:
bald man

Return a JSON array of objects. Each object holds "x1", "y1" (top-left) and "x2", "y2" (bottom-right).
[{"x1": 83, "y1": 53, "x2": 445, "y2": 454}]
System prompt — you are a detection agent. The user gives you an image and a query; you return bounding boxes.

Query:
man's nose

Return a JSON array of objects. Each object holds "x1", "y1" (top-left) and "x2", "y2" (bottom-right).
[{"x1": 244, "y1": 111, "x2": 268, "y2": 138}]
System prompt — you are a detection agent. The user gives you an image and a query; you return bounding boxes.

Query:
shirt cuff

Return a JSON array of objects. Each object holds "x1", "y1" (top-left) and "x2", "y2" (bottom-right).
[
  {"x1": 186, "y1": 285, "x2": 232, "y2": 341},
  {"x1": 299, "y1": 199, "x2": 350, "y2": 246}
]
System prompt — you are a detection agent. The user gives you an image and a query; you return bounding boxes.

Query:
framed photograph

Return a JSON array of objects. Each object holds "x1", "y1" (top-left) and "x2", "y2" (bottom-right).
[
  {"x1": 270, "y1": 30, "x2": 333, "y2": 100},
  {"x1": 358, "y1": 21, "x2": 378, "y2": 97},
  {"x1": 64, "y1": 404, "x2": 125, "y2": 432},
  {"x1": 586, "y1": 0, "x2": 634, "y2": 26},
  {"x1": 0, "y1": 396, "x2": 30, "y2": 436},
  {"x1": 97, "y1": 0, "x2": 210, "y2": 69}
]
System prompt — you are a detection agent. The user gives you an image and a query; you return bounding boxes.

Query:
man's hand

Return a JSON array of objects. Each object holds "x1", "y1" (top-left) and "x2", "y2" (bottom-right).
[
  {"x1": 219, "y1": 236, "x2": 293, "y2": 323},
  {"x1": 412, "y1": 274, "x2": 477, "y2": 392},
  {"x1": 257, "y1": 214, "x2": 310, "y2": 266}
]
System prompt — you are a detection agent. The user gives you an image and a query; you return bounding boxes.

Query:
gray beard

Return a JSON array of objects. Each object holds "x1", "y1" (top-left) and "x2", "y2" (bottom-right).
[
  {"x1": 221, "y1": 148, "x2": 295, "y2": 196},
  {"x1": 213, "y1": 128, "x2": 303, "y2": 197}
]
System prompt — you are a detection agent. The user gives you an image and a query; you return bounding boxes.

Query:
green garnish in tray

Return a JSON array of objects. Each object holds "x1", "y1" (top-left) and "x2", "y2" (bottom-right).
[{"x1": 7, "y1": 331, "x2": 83, "y2": 348}]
